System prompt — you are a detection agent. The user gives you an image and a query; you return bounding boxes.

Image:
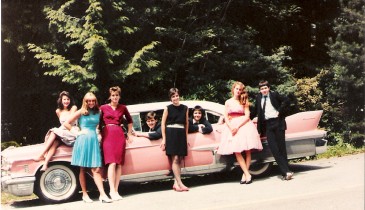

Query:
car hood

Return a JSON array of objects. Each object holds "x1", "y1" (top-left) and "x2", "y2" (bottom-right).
[{"x1": 2, "y1": 144, "x2": 44, "y2": 161}]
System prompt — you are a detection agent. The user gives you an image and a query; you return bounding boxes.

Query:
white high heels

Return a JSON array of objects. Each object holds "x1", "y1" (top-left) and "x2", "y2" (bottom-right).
[
  {"x1": 99, "y1": 195, "x2": 112, "y2": 203},
  {"x1": 82, "y1": 195, "x2": 93, "y2": 203},
  {"x1": 110, "y1": 192, "x2": 123, "y2": 201}
]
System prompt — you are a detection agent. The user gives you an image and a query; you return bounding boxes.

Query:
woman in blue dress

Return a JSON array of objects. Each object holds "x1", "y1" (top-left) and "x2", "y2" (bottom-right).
[{"x1": 63, "y1": 92, "x2": 112, "y2": 203}]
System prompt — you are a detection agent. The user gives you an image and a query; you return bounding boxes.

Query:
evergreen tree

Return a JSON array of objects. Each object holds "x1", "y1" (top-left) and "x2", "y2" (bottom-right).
[
  {"x1": 322, "y1": 0, "x2": 364, "y2": 146},
  {"x1": 27, "y1": 0, "x2": 160, "y2": 102}
]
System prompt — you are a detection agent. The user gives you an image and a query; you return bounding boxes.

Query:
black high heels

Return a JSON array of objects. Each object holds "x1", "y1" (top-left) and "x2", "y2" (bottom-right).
[
  {"x1": 240, "y1": 180, "x2": 246, "y2": 184},
  {"x1": 245, "y1": 178, "x2": 253, "y2": 184}
]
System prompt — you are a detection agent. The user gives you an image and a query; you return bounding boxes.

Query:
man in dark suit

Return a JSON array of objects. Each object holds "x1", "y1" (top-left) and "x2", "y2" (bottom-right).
[
  {"x1": 251, "y1": 80, "x2": 294, "y2": 180},
  {"x1": 188, "y1": 105, "x2": 213, "y2": 134}
]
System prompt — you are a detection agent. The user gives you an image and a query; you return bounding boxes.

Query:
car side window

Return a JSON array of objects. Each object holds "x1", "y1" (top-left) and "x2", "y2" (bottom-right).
[
  {"x1": 123, "y1": 113, "x2": 142, "y2": 132},
  {"x1": 140, "y1": 109, "x2": 163, "y2": 132},
  {"x1": 131, "y1": 114, "x2": 142, "y2": 132},
  {"x1": 206, "y1": 111, "x2": 221, "y2": 124}
]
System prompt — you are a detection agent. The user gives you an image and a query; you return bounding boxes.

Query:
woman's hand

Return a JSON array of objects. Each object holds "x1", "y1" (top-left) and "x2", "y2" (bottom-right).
[
  {"x1": 160, "y1": 139, "x2": 166, "y2": 151},
  {"x1": 231, "y1": 127, "x2": 238, "y2": 136},
  {"x1": 126, "y1": 133, "x2": 133, "y2": 144}
]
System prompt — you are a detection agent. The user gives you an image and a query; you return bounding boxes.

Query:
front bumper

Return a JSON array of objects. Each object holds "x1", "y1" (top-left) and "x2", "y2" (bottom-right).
[{"x1": 1, "y1": 175, "x2": 36, "y2": 196}]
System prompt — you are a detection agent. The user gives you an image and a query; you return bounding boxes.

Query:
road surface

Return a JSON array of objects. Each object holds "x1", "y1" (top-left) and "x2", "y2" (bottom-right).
[{"x1": 2, "y1": 153, "x2": 364, "y2": 210}]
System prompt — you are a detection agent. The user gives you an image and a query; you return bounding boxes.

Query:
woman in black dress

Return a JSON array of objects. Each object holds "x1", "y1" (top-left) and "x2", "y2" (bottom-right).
[{"x1": 160, "y1": 88, "x2": 189, "y2": 192}]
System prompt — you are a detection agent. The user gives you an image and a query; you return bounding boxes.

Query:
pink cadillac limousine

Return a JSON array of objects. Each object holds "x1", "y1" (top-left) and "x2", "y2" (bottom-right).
[{"x1": 1, "y1": 101, "x2": 327, "y2": 203}]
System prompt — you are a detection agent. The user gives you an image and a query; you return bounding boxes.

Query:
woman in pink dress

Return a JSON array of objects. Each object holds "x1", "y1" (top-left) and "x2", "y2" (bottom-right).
[
  {"x1": 100, "y1": 86, "x2": 133, "y2": 201},
  {"x1": 218, "y1": 81, "x2": 263, "y2": 184}
]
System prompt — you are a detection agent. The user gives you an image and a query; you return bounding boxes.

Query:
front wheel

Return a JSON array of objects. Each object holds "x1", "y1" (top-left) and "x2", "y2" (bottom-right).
[
  {"x1": 249, "y1": 162, "x2": 272, "y2": 177},
  {"x1": 34, "y1": 164, "x2": 78, "y2": 203}
]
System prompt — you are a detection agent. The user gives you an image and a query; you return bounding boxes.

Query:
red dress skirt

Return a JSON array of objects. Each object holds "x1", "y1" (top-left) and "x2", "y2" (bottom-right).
[{"x1": 100, "y1": 104, "x2": 132, "y2": 165}]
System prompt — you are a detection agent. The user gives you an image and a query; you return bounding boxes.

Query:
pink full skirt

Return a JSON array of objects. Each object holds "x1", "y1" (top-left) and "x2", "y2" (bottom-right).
[{"x1": 217, "y1": 117, "x2": 263, "y2": 155}]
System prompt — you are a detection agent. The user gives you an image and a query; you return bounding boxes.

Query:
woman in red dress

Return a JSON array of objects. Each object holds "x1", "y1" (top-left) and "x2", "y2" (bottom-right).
[{"x1": 100, "y1": 86, "x2": 133, "y2": 201}]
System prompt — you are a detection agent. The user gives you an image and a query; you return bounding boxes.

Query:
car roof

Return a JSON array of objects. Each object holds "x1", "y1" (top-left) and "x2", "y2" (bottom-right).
[{"x1": 127, "y1": 100, "x2": 224, "y2": 115}]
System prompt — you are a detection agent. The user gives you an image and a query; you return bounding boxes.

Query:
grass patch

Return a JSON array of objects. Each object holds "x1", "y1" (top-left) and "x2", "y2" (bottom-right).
[
  {"x1": 316, "y1": 143, "x2": 365, "y2": 159},
  {"x1": 1, "y1": 192, "x2": 37, "y2": 205}
]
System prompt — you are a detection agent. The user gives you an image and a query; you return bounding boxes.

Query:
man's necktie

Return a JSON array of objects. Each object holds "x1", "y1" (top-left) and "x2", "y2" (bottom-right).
[{"x1": 263, "y1": 96, "x2": 267, "y2": 117}]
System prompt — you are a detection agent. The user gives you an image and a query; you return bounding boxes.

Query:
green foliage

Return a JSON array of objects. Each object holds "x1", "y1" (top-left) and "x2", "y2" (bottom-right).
[
  {"x1": 295, "y1": 71, "x2": 326, "y2": 111},
  {"x1": 27, "y1": 0, "x2": 160, "y2": 96},
  {"x1": 1, "y1": 141, "x2": 20, "y2": 151},
  {"x1": 321, "y1": 0, "x2": 365, "y2": 146},
  {"x1": 316, "y1": 133, "x2": 365, "y2": 159},
  {"x1": 2, "y1": 0, "x2": 363, "y2": 148}
]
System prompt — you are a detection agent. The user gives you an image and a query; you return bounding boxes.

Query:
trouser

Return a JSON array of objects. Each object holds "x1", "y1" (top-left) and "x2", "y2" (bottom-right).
[{"x1": 265, "y1": 118, "x2": 290, "y2": 176}]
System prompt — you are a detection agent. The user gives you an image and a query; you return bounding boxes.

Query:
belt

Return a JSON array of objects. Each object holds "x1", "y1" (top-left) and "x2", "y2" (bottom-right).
[
  {"x1": 106, "y1": 124, "x2": 120, "y2": 126},
  {"x1": 166, "y1": 124, "x2": 185, "y2": 128}
]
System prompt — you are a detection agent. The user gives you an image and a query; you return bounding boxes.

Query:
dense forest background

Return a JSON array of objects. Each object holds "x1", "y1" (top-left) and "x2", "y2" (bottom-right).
[{"x1": 1, "y1": 0, "x2": 364, "y2": 147}]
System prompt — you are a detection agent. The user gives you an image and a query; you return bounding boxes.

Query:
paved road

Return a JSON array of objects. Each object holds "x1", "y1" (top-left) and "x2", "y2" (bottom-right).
[{"x1": 2, "y1": 153, "x2": 364, "y2": 210}]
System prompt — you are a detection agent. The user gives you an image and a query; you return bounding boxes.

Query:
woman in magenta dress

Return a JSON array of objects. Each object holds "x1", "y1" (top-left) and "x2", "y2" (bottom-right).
[
  {"x1": 100, "y1": 86, "x2": 133, "y2": 201},
  {"x1": 218, "y1": 81, "x2": 263, "y2": 184}
]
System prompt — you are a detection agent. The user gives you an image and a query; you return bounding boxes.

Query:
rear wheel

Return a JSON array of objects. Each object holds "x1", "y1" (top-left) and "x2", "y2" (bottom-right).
[
  {"x1": 34, "y1": 164, "x2": 78, "y2": 203},
  {"x1": 249, "y1": 162, "x2": 272, "y2": 177}
]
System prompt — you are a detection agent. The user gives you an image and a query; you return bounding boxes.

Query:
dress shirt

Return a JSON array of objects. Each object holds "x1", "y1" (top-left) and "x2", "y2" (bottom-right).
[{"x1": 262, "y1": 94, "x2": 279, "y2": 120}]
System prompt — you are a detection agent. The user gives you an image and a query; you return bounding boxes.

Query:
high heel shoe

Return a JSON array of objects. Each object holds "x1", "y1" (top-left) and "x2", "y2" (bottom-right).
[
  {"x1": 99, "y1": 195, "x2": 112, "y2": 203},
  {"x1": 82, "y1": 195, "x2": 93, "y2": 203},
  {"x1": 245, "y1": 177, "x2": 253, "y2": 184},
  {"x1": 40, "y1": 165, "x2": 48, "y2": 172},
  {"x1": 172, "y1": 184, "x2": 183, "y2": 192},
  {"x1": 110, "y1": 192, "x2": 123, "y2": 201},
  {"x1": 240, "y1": 174, "x2": 246, "y2": 184}
]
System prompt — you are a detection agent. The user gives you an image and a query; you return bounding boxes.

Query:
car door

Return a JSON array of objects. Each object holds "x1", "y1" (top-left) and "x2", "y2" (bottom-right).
[
  {"x1": 184, "y1": 111, "x2": 224, "y2": 168},
  {"x1": 122, "y1": 111, "x2": 170, "y2": 175}
]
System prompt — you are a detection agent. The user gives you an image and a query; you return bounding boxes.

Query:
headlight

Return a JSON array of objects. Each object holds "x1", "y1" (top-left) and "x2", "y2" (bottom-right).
[{"x1": 1, "y1": 169, "x2": 9, "y2": 177}]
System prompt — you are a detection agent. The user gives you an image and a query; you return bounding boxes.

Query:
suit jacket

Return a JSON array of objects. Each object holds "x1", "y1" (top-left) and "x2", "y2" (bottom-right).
[
  {"x1": 188, "y1": 118, "x2": 213, "y2": 134},
  {"x1": 142, "y1": 123, "x2": 162, "y2": 140},
  {"x1": 251, "y1": 91, "x2": 289, "y2": 134}
]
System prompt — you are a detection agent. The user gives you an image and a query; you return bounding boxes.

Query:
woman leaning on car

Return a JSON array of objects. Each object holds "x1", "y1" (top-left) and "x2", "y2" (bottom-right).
[
  {"x1": 34, "y1": 91, "x2": 78, "y2": 172},
  {"x1": 160, "y1": 88, "x2": 190, "y2": 192},
  {"x1": 99, "y1": 86, "x2": 133, "y2": 201},
  {"x1": 63, "y1": 92, "x2": 112, "y2": 203}
]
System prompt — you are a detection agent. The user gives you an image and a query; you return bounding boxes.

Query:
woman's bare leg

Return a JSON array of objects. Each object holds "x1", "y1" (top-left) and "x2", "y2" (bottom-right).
[
  {"x1": 245, "y1": 150, "x2": 252, "y2": 170},
  {"x1": 79, "y1": 168, "x2": 88, "y2": 197},
  {"x1": 92, "y1": 167, "x2": 110, "y2": 201},
  {"x1": 171, "y1": 155, "x2": 188, "y2": 190},
  {"x1": 40, "y1": 140, "x2": 60, "y2": 171},
  {"x1": 114, "y1": 164, "x2": 122, "y2": 193},
  {"x1": 235, "y1": 152, "x2": 251, "y2": 182},
  {"x1": 34, "y1": 132, "x2": 57, "y2": 161},
  {"x1": 107, "y1": 163, "x2": 116, "y2": 194}
]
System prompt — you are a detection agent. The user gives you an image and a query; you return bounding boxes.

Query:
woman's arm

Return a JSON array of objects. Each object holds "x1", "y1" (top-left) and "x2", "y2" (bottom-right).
[
  {"x1": 63, "y1": 110, "x2": 82, "y2": 130},
  {"x1": 185, "y1": 107, "x2": 189, "y2": 137},
  {"x1": 70, "y1": 105, "x2": 77, "y2": 113},
  {"x1": 236, "y1": 103, "x2": 250, "y2": 129},
  {"x1": 126, "y1": 123, "x2": 133, "y2": 143},
  {"x1": 224, "y1": 100, "x2": 234, "y2": 132},
  {"x1": 56, "y1": 109, "x2": 61, "y2": 119},
  {"x1": 160, "y1": 107, "x2": 168, "y2": 150}
]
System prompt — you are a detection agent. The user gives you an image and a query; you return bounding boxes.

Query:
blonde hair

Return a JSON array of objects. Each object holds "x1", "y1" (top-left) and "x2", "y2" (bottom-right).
[{"x1": 81, "y1": 92, "x2": 99, "y2": 115}]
